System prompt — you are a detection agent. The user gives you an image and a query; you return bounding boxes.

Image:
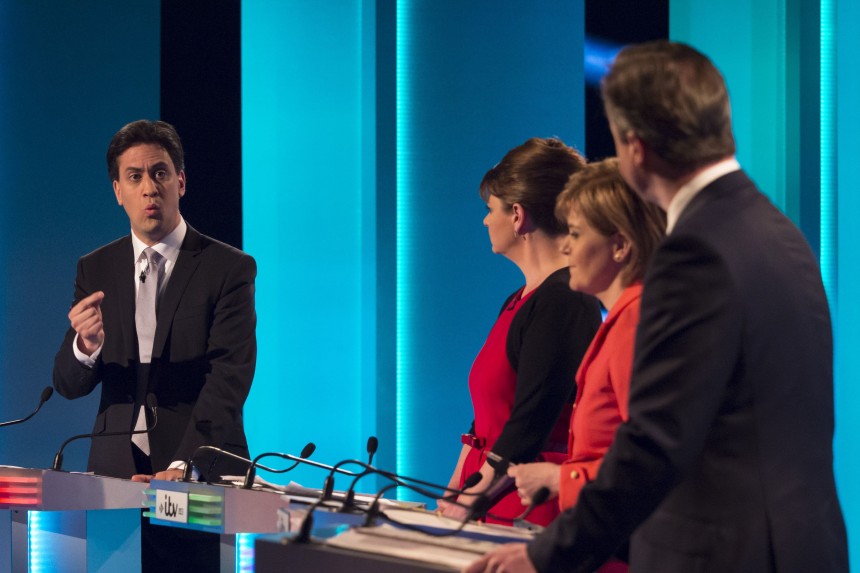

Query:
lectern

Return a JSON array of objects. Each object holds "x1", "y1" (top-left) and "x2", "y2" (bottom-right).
[
  {"x1": 143, "y1": 479, "x2": 290, "y2": 573},
  {"x1": 0, "y1": 467, "x2": 147, "y2": 573}
]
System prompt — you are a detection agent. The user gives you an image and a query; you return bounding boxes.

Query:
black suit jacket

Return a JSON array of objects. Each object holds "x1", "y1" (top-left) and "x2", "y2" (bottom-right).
[
  {"x1": 53, "y1": 225, "x2": 256, "y2": 480},
  {"x1": 529, "y1": 171, "x2": 848, "y2": 572}
]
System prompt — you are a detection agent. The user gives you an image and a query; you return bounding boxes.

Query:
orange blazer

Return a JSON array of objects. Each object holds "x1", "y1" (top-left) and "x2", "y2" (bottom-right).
[{"x1": 558, "y1": 284, "x2": 641, "y2": 509}]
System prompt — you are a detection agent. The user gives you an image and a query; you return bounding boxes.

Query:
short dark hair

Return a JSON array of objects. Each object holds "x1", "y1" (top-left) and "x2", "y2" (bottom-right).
[
  {"x1": 601, "y1": 41, "x2": 735, "y2": 171},
  {"x1": 556, "y1": 158, "x2": 665, "y2": 285},
  {"x1": 106, "y1": 120, "x2": 185, "y2": 182},
  {"x1": 480, "y1": 137, "x2": 586, "y2": 236}
]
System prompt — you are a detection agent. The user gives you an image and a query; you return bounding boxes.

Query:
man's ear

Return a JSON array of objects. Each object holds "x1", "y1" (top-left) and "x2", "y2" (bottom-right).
[
  {"x1": 177, "y1": 170, "x2": 186, "y2": 198},
  {"x1": 113, "y1": 181, "x2": 122, "y2": 206},
  {"x1": 627, "y1": 131, "x2": 646, "y2": 169}
]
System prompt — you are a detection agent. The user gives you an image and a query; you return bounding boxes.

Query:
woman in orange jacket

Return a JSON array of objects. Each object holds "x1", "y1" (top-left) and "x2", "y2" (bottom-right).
[{"x1": 508, "y1": 158, "x2": 664, "y2": 571}]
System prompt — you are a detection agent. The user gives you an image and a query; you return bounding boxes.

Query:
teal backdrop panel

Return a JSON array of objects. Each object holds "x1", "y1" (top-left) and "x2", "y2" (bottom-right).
[
  {"x1": 242, "y1": 0, "x2": 377, "y2": 489},
  {"x1": 671, "y1": 0, "x2": 786, "y2": 210},
  {"x1": 242, "y1": 0, "x2": 585, "y2": 494},
  {"x1": 0, "y1": 1, "x2": 160, "y2": 471},
  {"x1": 836, "y1": 0, "x2": 859, "y2": 567},
  {"x1": 394, "y1": 0, "x2": 585, "y2": 489}
]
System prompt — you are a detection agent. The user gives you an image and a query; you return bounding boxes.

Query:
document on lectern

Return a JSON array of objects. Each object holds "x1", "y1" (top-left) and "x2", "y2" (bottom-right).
[
  {"x1": 325, "y1": 523, "x2": 519, "y2": 569},
  {"x1": 321, "y1": 507, "x2": 535, "y2": 569},
  {"x1": 379, "y1": 507, "x2": 534, "y2": 541}
]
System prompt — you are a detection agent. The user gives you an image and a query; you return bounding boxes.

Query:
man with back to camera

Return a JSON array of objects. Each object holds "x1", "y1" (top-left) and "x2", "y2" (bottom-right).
[
  {"x1": 53, "y1": 119, "x2": 257, "y2": 572},
  {"x1": 466, "y1": 41, "x2": 848, "y2": 573}
]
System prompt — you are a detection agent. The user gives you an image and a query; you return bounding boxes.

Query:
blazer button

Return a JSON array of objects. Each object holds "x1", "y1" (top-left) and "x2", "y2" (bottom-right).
[{"x1": 570, "y1": 470, "x2": 579, "y2": 479}]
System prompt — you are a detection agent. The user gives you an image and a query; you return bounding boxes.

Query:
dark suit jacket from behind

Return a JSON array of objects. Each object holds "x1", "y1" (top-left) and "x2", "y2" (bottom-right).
[
  {"x1": 529, "y1": 171, "x2": 848, "y2": 572},
  {"x1": 53, "y1": 225, "x2": 257, "y2": 480}
]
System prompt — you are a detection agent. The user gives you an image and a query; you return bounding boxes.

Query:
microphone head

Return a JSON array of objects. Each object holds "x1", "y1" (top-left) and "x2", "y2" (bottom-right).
[
  {"x1": 531, "y1": 486, "x2": 550, "y2": 506},
  {"x1": 463, "y1": 471, "x2": 482, "y2": 489},
  {"x1": 366, "y1": 436, "x2": 379, "y2": 466},
  {"x1": 469, "y1": 494, "x2": 493, "y2": 521},
  {"x1": 40, "y1": 386, "x2": 54, "y2": 403},
  {"x1": 485, "y1": 452, "x2": 510, "y2": 475},
  {"x1": 300, "y1": 442, "x2": 316, "y2": 458},
  {"x1": 366, "y1": 436, "x2": 379, "y2": 455}
]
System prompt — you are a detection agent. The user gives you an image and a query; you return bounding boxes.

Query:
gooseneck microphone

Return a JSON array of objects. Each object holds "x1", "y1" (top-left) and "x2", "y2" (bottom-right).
[
  {"x1": 463, "y1": 451, "x2": 517, "y2": 521},
  {"x1": 52, "y1": 395, "x2": 157, "y2": 471},
  {"x1": 340, "y1": 436, "x2": 379, "y2": 507},
  {"x1": 321, "y1": 460, "x2": 361, "y2": 500},
  {"x1": 241, "y1": 442, "x2": 316, "y2": 489},
  {"x1": 340, "y1": 464, "x2": 484, "y2": 511},
  {"x1": 321, "y1": 435, "x2": 380, "y2": 500},
  {"x1": 299, "y1": 470, "x2": 486, "y2": 542},
  {"x1": 0, "y1": 386, "x2": 54, "y2": 429},
  {"x1": 185, "y1": 444, "x2": 351, "y2": 484},
  {"x1": 297, "y1": 454, "x2": 522, "y2": 542},
  {"x1": 180, "y1": 445, "x2": 284, "y2": 482},
  {"x1": 294, "y1": 462, "x2": 427, "y2": 544},
  {"x1": 293, "y1": 466, "x2": 481, "y2": 543},
  {"x1": 361, "y1": 471, "x2": 484, "y2": 527},
  {"x1": 245, "y1": 451, "x2": 359, "y2": 491}
]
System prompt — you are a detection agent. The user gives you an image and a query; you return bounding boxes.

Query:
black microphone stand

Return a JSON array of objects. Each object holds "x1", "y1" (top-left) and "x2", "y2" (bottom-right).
[{"x1": 52, "y1": 396, "x2": 157, "y2": 472}]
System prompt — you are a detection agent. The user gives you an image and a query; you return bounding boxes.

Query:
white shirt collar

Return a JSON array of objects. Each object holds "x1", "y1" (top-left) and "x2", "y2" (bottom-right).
[
  {"x1": 130, "y1": 217, "x2": 187, "y2": 266},
  {"x1": 666, "y1": 157, "x2": 741, "y2": 233}
]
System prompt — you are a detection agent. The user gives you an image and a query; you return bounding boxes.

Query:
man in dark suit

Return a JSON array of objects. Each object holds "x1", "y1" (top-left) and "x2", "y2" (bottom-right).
[
  {"x1": 466, "y1": 41, "x2": 848, "y2": 573},
  {"x1": 53, "y1": 119, "x2": 256, "y2": 572}
]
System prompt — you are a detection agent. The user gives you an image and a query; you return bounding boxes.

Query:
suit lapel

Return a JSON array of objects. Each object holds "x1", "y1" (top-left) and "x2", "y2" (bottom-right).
[
  {"x1": 114, "y1": 237, "x2": 138, "y2": 360},
  {"x1": 152, "y1": 226, "x2": 204, "y2": 359}
]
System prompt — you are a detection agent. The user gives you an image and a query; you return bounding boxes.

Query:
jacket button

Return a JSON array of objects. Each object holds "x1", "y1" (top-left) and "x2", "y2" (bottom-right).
[{"x1": 570, "y1": 470, "x2": 579, "y2": 479}]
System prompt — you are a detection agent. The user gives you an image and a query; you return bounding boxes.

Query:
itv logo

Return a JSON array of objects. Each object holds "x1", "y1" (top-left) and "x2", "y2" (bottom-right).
[{"x1": 155, "y1": 490, "x2": 189, "y2": 524}]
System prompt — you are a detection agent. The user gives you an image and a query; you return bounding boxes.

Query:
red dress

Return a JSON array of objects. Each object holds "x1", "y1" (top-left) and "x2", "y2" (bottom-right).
[{"x1": 459, "y1": 271, "x2": 601, "y2": 526}]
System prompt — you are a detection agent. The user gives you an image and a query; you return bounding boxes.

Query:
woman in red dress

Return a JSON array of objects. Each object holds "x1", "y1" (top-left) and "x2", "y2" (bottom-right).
[
  {"x1": 508, "y1": 158, "x2": 665, "y2": 571},
  {"x1": 438, "y1": 138, "x2": 603, "y2": 526}
]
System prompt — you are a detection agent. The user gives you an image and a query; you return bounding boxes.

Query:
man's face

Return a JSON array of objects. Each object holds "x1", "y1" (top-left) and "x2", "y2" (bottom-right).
[{"x1": 113, "y1": 143, "x2": 185, "y2": 245}]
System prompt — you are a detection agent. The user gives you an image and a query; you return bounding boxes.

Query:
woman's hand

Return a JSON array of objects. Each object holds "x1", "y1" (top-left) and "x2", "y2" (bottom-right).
[
  {"x1": 437, "y1": 497, "x2": 469, "y2": 520},
  {"x1": 462, "y1": 543, "x2": 536, "y2": 573},
  {"x1": 508, "y1": 462, "x2": 559, "y2": 505}
]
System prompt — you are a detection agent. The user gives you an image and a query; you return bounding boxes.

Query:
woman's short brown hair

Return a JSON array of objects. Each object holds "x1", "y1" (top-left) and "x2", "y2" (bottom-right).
[
  {"x1": 480, "y1": 137, "x2": 586, "y2": 237},
  {"x1": 556, "y1": 158, "x2": 665, "y2": 285}
]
